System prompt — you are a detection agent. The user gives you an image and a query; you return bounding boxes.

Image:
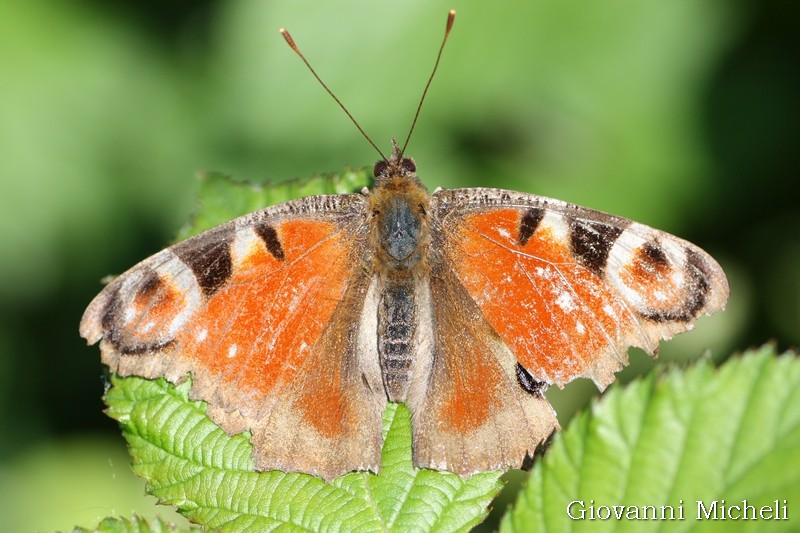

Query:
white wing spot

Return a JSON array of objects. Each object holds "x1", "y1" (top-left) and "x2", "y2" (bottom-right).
[
  {"x1": 603, "y1": 304, "x2": 616, "y2": 317},
  {"x1": 535, "y1": 266, "x2": 556, "y2": 280},
  {"x1": 556, "y1": 292, "x2": 574, "y2": 312},
  {"x1": 576, "y1": 322, "x2": 586, "y2": 334},
  {"x1": 124, "y1": 308, "x2": 135, "y2": 323},
  {"x1": 227, "y1": 344, "x2": 238, "y2": 358},
  {"x1": 196, "y1": 328, "x2": 208, "y2": 342},
  {"x1": 497, "y1": 227, "x2": 511, "y2": 239},
  {"x1": 141, "y1": 321, "x2": 155, "y2": 333}
]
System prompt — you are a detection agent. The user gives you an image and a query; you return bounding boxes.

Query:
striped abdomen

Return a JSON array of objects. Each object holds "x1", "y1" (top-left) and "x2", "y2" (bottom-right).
[{"x1": 378, "y1": 280, "x2": 416, "y2": 401}]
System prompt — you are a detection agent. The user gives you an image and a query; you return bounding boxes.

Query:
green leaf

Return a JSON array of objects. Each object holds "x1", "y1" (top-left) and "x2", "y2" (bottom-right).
[
  {"x1": 73, "y1": 514, "x2": 191, "y2": 533},
  {"x1": 500, "y1": 346, "x2": 800, "y2": 533},
  {"x1": 104, "y1": 375, "x2": 503, "y2": 532},
  {"x1": 175, "y1": 168, "x2": 373, "y2": 240}
]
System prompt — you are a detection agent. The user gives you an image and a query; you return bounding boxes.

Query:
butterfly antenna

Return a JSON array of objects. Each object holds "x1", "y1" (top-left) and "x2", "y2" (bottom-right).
[
  {"x1": 280, "y1": 27, "x2": 388, "y2": 162},
  {"x1": 400, "y1": 9, "x2": 456, "y2": 157}
]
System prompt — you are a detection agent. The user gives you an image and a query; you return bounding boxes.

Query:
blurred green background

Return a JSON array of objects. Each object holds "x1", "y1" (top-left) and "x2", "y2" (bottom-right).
[{"x1": 1, "y1": 0, "x2": 797, "y2": 530}]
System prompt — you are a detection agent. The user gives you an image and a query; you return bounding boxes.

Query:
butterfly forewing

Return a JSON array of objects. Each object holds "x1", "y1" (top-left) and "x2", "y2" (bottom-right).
[{"x1": 431, "y1": 188, "x2": 729, "y2": 390}]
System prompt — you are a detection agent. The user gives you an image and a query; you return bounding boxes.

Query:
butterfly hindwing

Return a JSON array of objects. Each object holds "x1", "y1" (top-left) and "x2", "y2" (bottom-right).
[
  {"x1": 409, "y1": 264, "x2": 559, "y2": 475},
  {"x1": 431, "y1": 188, "x2": 729, "y2": 390},
  {"x1": 80, "y1": 193, "x2": 386, "y2": 480}
]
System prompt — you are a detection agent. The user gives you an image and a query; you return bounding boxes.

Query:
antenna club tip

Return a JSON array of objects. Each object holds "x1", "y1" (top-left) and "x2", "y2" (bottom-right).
[
  {"x1": 280, "y1": 28, "x2": 298, "y2": 49},
  {"x1": 446, "y1": 9, "x2": 456, "y2": 32}
]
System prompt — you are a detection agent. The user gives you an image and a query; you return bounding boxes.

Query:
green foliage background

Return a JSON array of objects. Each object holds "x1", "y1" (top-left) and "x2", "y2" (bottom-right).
[{"x1": 0, "y1": 0, "x2": 797, "y2": 530}]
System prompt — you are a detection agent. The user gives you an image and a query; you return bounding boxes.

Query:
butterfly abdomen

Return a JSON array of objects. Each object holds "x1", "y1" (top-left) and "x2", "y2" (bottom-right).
[{"x1": 378, "y1": 280, "x2": 417, "y2": 401}]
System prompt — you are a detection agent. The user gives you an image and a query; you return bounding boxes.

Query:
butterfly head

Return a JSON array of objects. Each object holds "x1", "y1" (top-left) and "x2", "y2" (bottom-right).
[
  {"x1": 373, "y1": 156, "x2": 416, "y2": 180},
  {"x1": 373, "y1": 138, "x2": 419, "y2": 185}
]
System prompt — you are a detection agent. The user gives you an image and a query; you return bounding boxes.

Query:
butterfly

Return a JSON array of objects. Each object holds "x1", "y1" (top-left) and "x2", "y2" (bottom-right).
[{"x1": 80, "y1": 12, "x2": 729, "y2": 482}]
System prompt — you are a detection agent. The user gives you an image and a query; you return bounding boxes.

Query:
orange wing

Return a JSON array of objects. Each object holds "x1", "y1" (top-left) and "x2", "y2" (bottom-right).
[
  {"x1": 80, "y1": 194, "x2": 384, "y2": 480},
  {"x1": 410, "y1": 266, "x2": 559, "y2": 475},
  {"x1": 432, "y1": 188, "x2": 729, "y2": 389},
  {"x1": 410, "y1": 187, "x2": 728, "y2": 475}
]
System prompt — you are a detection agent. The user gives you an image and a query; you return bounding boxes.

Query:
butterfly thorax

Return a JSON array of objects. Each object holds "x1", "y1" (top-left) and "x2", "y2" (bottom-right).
[
  {"x1": 368, "y1": 149, "x2": 432, "y2": 401},
  {"x1": 368, "y1": 179, "x2": 429, "y2": 270}
]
